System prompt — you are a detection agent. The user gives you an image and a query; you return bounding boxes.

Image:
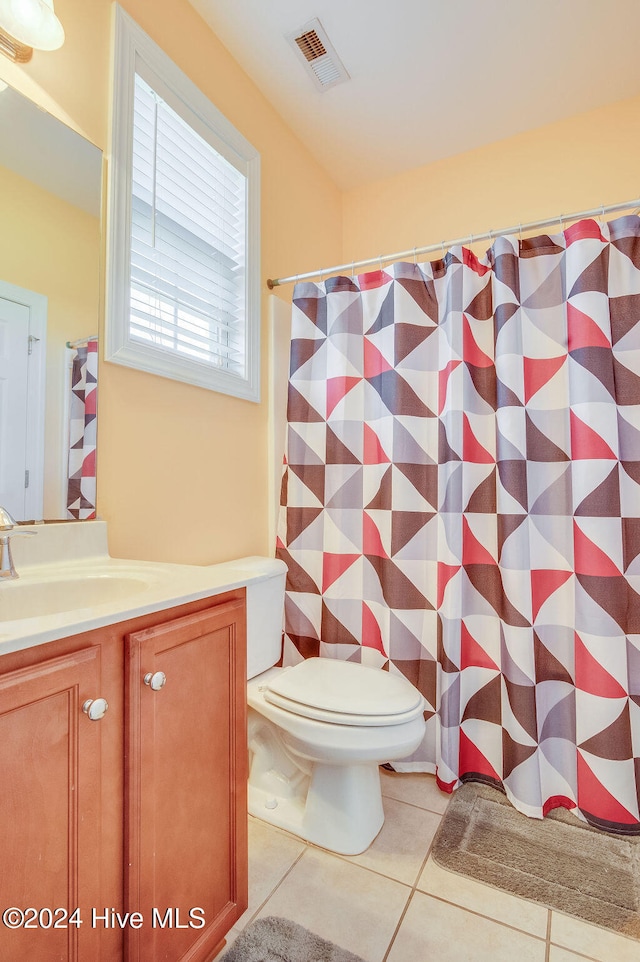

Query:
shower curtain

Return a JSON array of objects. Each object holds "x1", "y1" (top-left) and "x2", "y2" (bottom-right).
[
  {"x1": 277, "y1": 214, "x2": 640, "y2": 834},
  {"x1": 67, "y1": 339, "x2": 98, "y2": 519}
]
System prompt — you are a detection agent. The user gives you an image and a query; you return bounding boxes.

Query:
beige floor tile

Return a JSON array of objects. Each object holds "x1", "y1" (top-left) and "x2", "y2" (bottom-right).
[
  {"x1": 387, "y1": 892, "x2": 547, "y2": 962},
  {"x1": 551, "y1": 911, "x2": 640, "y2": 962},
  {"x1": 255, "y1": 846, "x2": 411, "y2": 962},
  {"x1": 416, "y1": 855, "x2": 548, "y2": 938},
  {"x1": 380, "y1": 769, "x2": 451, "y2": 814},
  {"x1": 338, "y1": 796, "x2": 441, "y2": 885},
  {"x1": 549, "y1": 948, "x2": 599, "y2": 962},
  {"x1": 236, "y1": 816, "x2": 307, "y2": 928}
]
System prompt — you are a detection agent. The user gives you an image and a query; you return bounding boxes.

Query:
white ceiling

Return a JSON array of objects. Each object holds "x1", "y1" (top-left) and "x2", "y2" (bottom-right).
[{"x1": 188, "y1": 0, "x2": 640, "y2": 190}]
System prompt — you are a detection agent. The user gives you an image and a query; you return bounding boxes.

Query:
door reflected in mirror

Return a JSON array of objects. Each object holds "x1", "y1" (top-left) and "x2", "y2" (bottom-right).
[{"x1": 0, "y1": 82, "x2": 102, "y2": 520}]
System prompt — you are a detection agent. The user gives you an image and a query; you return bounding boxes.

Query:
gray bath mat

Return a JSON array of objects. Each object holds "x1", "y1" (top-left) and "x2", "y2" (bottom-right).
[
  {"x1": 221, "y1": 917, "x2": 366, "y2": 962},
  {"x1": 432, "y1": 782, "x2": 640, "y2": 938}
]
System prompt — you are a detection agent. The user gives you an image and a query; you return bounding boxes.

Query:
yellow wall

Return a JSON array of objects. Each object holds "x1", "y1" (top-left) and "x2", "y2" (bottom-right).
[
  {"x1": 0, "y1": 0, "x2": 343, "y2": 564},
  {"x1": 342, "y1": 93, "x2": 640, "y2": 264},
  {"x1": 0, "y1": 163, "x2": 100, "y2": 518}
]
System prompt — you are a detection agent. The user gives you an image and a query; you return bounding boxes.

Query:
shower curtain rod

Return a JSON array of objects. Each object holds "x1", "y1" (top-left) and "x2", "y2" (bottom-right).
[{"x1": 266, "y1": 197, "x2": 640, "y2": 289}]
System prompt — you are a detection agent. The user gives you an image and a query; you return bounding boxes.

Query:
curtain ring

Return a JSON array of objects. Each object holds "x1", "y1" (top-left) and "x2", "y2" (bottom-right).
[
  {"x1": 559, "y1": 214, "x2": 565, "y2": 230},
  {"x1": 413, "y1": 247, "x2": 417, "y2": 265},
  {"x1": 379, "y1": 253, "x2": 383, "y2": 271},
  {"x1": 351, "y1": 261, "x2": 355, "y2": 278},
  {"x1": 469, "y1": 233, "x2": 474, "y2": 248},
  {"x1": 441, "y1": 240, "x2": 446, "y2": 258},
  {"x1": 488, "y1": 228, "x2": 494, "y2": 244},
  {"x1": 518, "y1": 222, "x2": 523, "y2": 244}
]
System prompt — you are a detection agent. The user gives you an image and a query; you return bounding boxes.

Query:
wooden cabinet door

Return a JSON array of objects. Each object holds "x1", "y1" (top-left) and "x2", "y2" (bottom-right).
[
  {"x1": 125, "y1": 599, "x2": 247, "y2": 962},
  {"x1": 0, "y1": 646, "x2": 104, "y2": 962}
]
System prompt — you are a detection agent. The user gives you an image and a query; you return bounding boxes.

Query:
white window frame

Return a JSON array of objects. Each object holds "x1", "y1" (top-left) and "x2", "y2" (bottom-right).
[{"x1": 106, "y1": 5, "x2": 261, "y2": 402}]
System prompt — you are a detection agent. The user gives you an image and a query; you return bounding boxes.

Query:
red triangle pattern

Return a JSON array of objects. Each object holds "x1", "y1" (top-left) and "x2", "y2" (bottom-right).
[
  {"x1": 363, "y1": 422, "x2": 391, "y2": 464},
  {"x1": 530, "y1": 569, "x2": 572, "y2": 620},
  {"x1": 462, "y1": 247, "x2": 491, "y2": 276},
  {"x1": 570, "y1": 411, "x2": 617, "y2": 460},
  {"x1": 462, "y1": 517, "x2": 497, "y2": 566},
  {"x1": 82, "y1": 448, "x2": 96, "y2": 476},
  {"x1": 364, "y1": 339, "x2": 394, "y2": 377},
  {"x1": 574, "y1": 632, "x2": 627, "y2": 698},
  {"x1": 362, "y1": 602, "x2": 387, "y2": 655},
  {"x1": 437, "y1": 563, "x2": 461, "y2": 607},
  {"x1": 322, "y1": 553, "x2": 360, "y2": 593},
  {"x1": 463, "y1": 314, "x2": 493, "y2": 368},
  {"x1": 577, "y1": 752, "x2": 637, "y2": 824},
  {"x1": 564, "y1": 219, "x2": 606, "y2": 245},
  {"x1": 523, "y1": 355, "x2": 566, "y2": 403},
  {"x1": 463, "y1": 414, "x2": 494, "y2": 463},
  {"x1": 460, "y1": 621, "x2": 499, "y2": 671},
  {"x1": 363, "y1": 513, "x2": 387, "y2": 558},
  {"x1": 567, "y1": 303, "x2": 611, "y2": 350},
  {"x1": 358, "y1": 269, "x2": 393, "y2": 290},
  {"x1": 459, "y1": 729, "x2": 500, "y2": 780},
  {"x1": 438, "y1": 360, "x2": 462, "y2": 414},
  {"x1": 326, "y1": 377, "x2": 361, "y2": 417},
  {"x1": 573, "y1": 523, "x2": 621, "y2": 577}
]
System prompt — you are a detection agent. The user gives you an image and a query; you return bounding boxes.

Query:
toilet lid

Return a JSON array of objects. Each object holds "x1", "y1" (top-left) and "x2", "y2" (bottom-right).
[{"x1": 263, "y1": 658, "x2": 423, "y2": 726}]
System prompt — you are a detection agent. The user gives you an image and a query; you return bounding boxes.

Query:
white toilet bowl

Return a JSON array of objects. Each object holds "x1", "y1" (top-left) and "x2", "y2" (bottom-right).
[{"x1": 247, "y1": 658, "x2": 426, "y2": 855}]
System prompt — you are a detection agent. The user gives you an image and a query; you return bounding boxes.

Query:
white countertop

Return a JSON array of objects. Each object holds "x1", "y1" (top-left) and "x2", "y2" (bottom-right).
[{"x1": 0, "y1": 520, "x2": 285, "y2": 656}]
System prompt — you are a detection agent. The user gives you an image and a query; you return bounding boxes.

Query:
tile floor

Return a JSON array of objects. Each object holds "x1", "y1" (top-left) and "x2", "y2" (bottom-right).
[{"x1": 217, "y1": 771, "x2": 640, "y2": 962}]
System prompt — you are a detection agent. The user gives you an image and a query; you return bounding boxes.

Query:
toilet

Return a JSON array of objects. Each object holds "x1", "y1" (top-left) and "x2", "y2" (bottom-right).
[{"x1": 242, "y1": 557, "x2": 426, "y2": 856}]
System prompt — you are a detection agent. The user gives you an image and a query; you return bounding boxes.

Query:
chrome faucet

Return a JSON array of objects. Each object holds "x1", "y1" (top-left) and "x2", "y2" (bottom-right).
[{"x1": 0, "y1": 506, "x2": 36, "y2": 581}]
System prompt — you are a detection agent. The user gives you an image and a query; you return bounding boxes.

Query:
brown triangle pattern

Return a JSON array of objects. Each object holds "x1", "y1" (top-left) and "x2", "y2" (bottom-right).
[
  {"x1": 578, "y1": 702, "x2": 633, "y2": 760},
  {"x1": 365, "y1": 466, "x2": 392, "y2": 510},
  {"x1": 395, "y1": 322, "x2": 437, "y2": 363},
  {"x1": 290, "y1": 336, "x2": 324, "y2": 375},
  {"x1": 391, "y1": 511, "x2": 434, "y2": 555},
  {"x1": 610, "y1": 292, "x2": 640, "y2": 345},
  {"x1": 395, "y1": 274, "x2": 438, "y2": 321},
  {"x1": 462, "y1": 675, "x2": 502, "y2": 725},
  {"x1": 503, "y1": 729, "x2": 538, "y2": 780},
  {"x1": 574, "y1": 465, "x2": 621, "y2": 517},
  {"x1": 534, "y1": 631, "x2": 574, "y2": 685},
  {"x1": 465, "y1": 467, "x2": 497, "y2": 513},
  {"x1": 568, "y1": 246, "x2": 610, "y2": 298}
]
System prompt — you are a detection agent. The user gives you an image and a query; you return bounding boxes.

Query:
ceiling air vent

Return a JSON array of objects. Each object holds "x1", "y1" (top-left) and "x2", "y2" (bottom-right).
[{"x1": 286, "y1": 18, "x2": 349, "y2": 92}]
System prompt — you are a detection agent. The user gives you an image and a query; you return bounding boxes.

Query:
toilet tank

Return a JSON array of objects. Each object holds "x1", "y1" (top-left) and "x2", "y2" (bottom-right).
[{"x1": 232, "y1": 557, "x2": 287, "y2": 679}]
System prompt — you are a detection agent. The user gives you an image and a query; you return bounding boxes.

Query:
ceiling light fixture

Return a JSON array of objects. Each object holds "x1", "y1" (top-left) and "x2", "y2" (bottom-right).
[{"x1": 0, "y1": 0, "x2": 64, "y2": 62}]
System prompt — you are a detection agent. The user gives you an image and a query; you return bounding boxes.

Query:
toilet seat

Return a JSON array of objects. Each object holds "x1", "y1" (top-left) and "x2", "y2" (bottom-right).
[{"x1": 262, "y1": 658, "x2": 424, "y2": 728}]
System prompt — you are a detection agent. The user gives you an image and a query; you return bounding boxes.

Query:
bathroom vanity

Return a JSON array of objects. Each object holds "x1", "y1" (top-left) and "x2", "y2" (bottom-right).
[{"x1": 0, "y1": 522, "x2": 263, "y2": 962}]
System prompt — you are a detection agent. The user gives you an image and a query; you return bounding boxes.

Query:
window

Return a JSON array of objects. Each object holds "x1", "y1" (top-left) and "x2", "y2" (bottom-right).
[{"x1": 106, "y1": 6, "x2": 261, "y2": 401}]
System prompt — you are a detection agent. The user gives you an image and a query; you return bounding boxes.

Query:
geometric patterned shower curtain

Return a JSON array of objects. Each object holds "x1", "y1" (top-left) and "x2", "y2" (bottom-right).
[
  {"x1": 67, "y1": 339, "x2": 98, "y2": 519},
  {"x1": 277, "y1": 214, "x2": 640, "y2": 834}
]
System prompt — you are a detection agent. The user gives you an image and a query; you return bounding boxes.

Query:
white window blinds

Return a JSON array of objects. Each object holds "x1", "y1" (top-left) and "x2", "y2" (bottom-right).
[
  {"x1": 106, "y1": 8, "x2": 260, "y2": 400},
  {"x1": 130, "y1": 74, "x2": 247, "y2": 377}
]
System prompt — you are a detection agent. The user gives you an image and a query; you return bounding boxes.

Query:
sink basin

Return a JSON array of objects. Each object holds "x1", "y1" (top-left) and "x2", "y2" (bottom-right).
[{"x1": 0, "y1": 573, "x2": 152, "y2": 621}]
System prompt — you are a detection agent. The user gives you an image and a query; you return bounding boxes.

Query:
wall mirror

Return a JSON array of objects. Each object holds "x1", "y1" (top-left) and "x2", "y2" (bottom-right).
[{"x1": 0, "y1": 80, "x2": 102, "y2": 521}]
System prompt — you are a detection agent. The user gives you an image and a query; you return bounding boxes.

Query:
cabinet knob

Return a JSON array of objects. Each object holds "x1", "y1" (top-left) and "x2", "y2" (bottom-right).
[
  {"x1": 82, "y1": 697, "x2": 109, "y2": 721},
  {"x1": 144, "y1": 671, "x2": 167, "y2": 691}
]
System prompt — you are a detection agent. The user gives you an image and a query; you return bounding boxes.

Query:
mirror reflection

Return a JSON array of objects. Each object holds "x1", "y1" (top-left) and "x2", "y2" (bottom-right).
[{"x1": 0, "y1": 81, "x2": 102, "y2": 521}]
